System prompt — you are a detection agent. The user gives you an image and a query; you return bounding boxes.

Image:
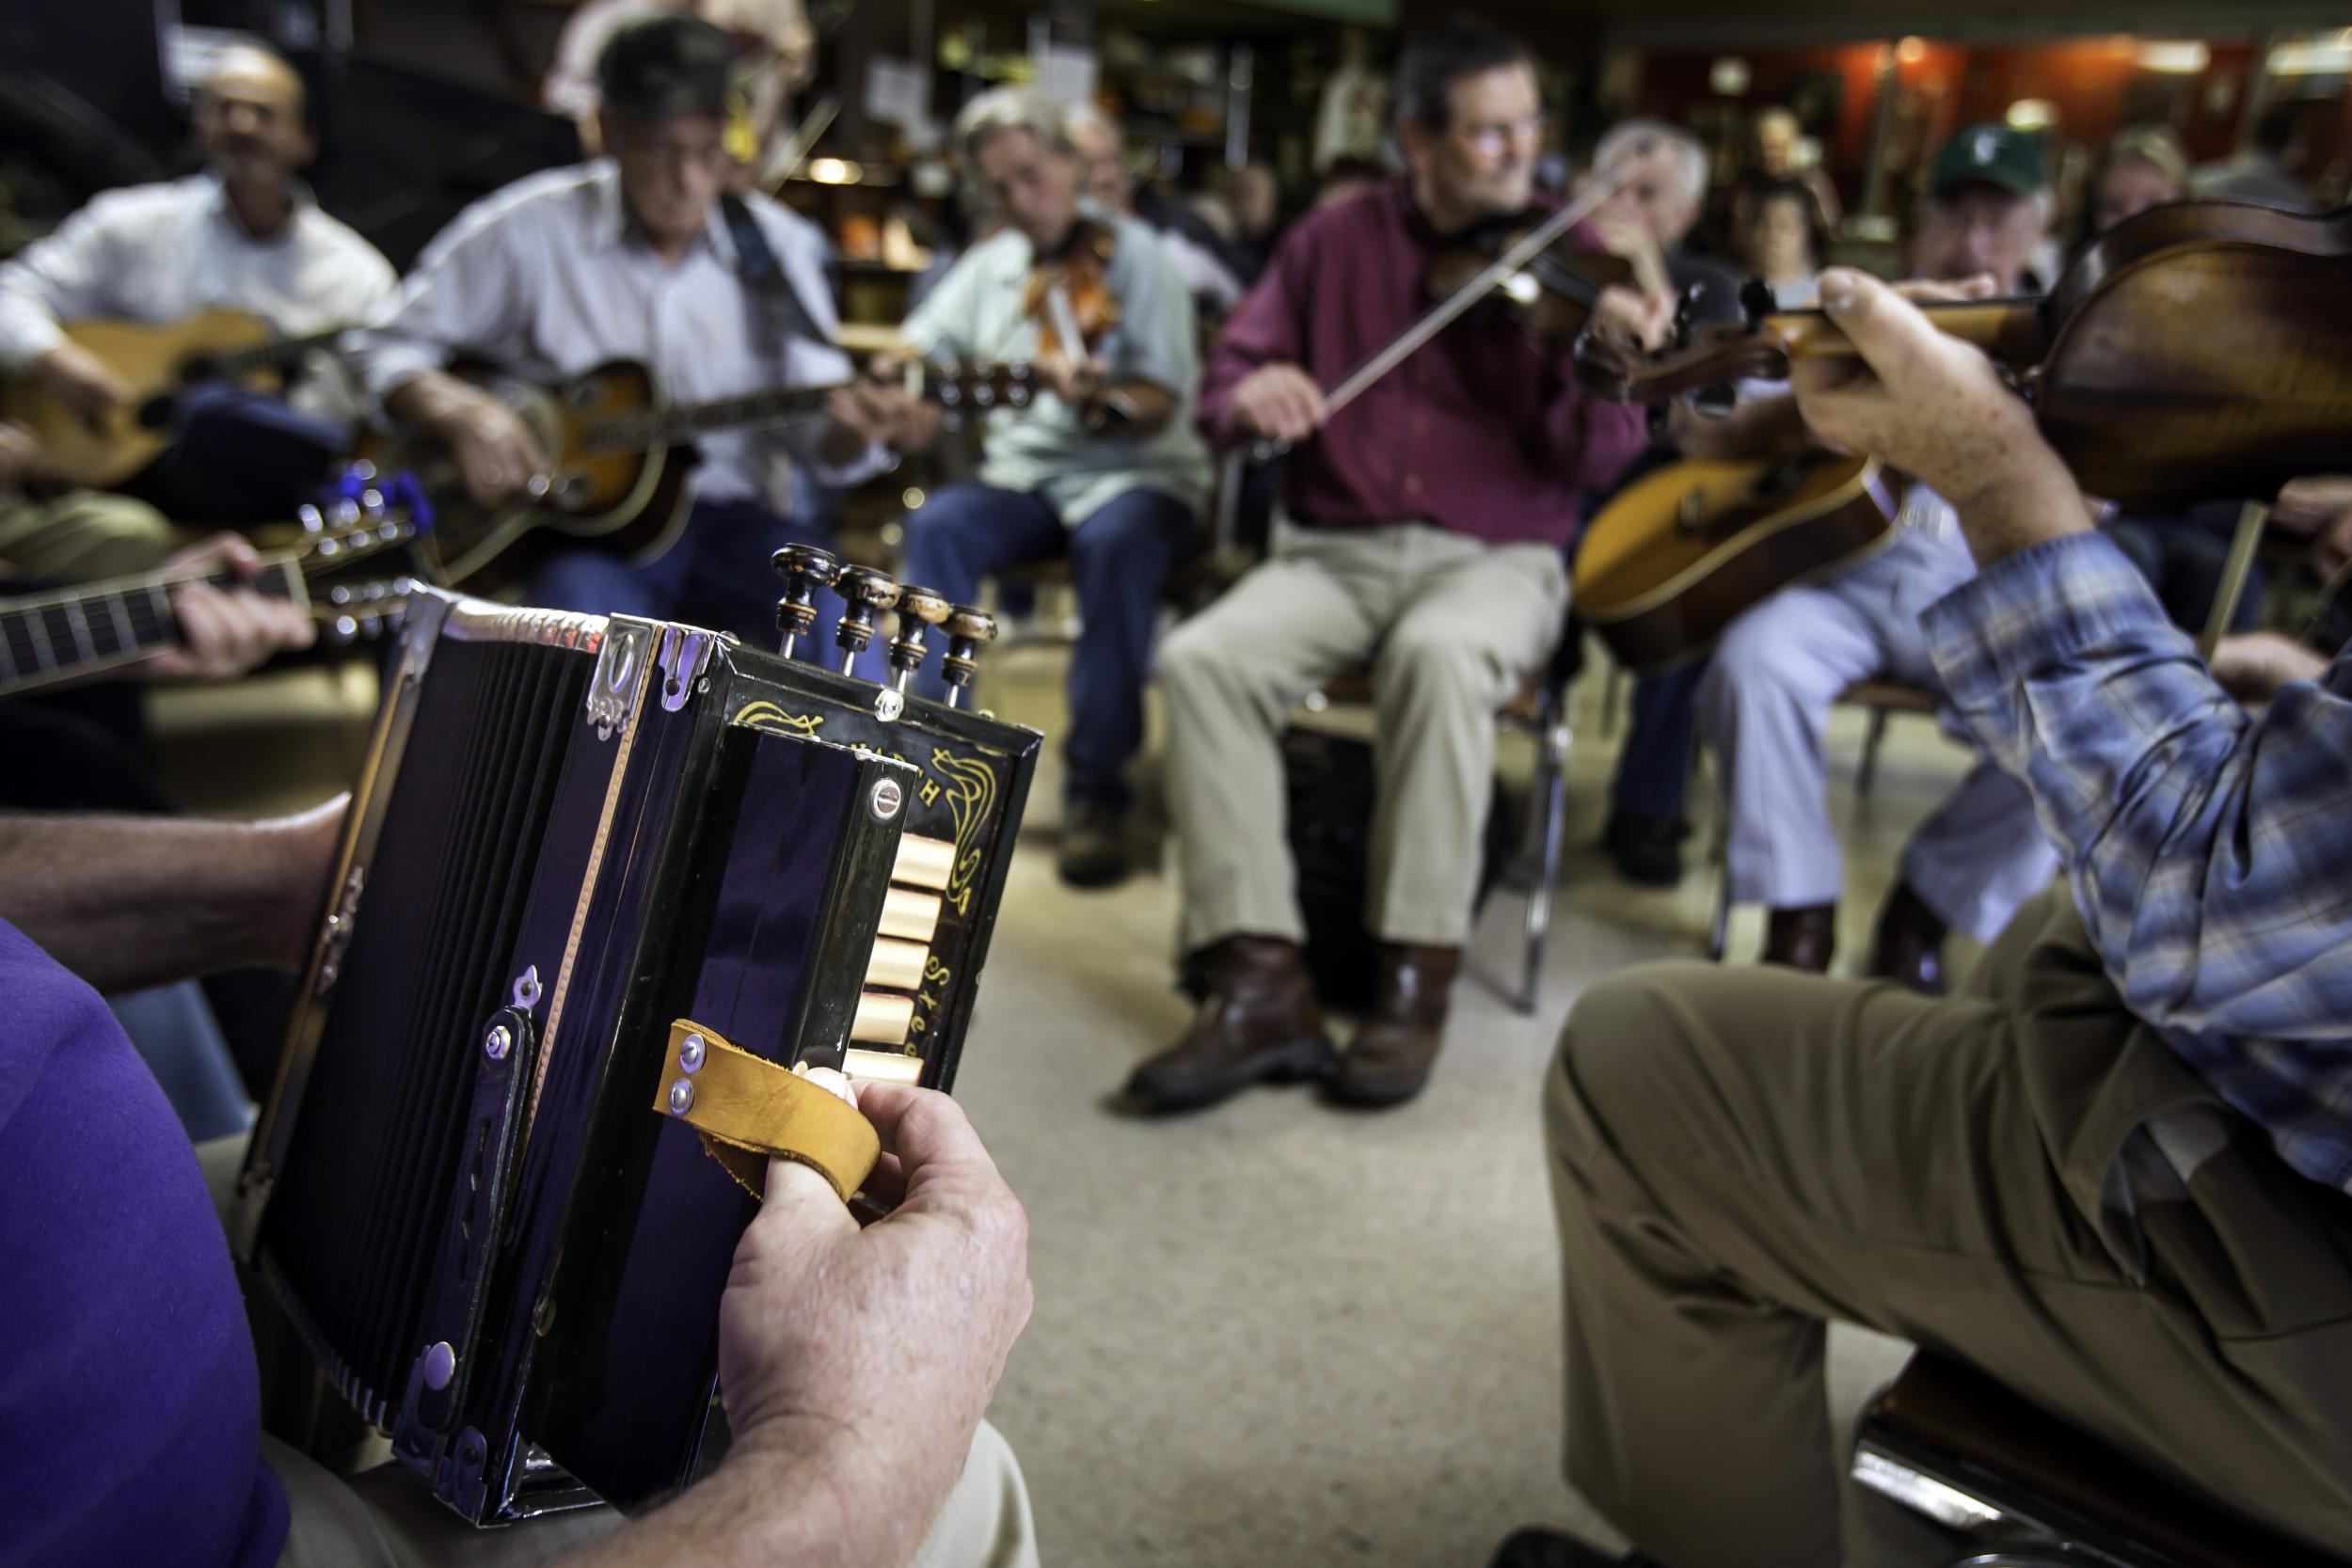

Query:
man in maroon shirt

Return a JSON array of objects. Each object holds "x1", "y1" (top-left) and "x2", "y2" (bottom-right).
[{"x1": 1129, "y1": 22, "x2": 1659, "y2": 1113}]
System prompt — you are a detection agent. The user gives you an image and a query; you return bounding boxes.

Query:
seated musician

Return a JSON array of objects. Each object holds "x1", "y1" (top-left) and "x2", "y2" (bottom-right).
[
  {"x1": 354, "y1": 14, "x2": 911, "y2": 643},
  {"x1": 0, "y1": 420, "x2": 179, "y2": 583},
  {"x1": 0, "y1": 44, "x2": 396, "y2": 526},
  {"x1": 1569, "y1": 118, "x2": 1745, "y2": 887},
  {"x1": 1132, "y1": 22, "x2": 1661, "y2": 1112},
  {"x1": 888, "y1": 87, "x2": 1212, "y2": 889},
  {"x1": 0, "y1": 807, "x2": 1039, "y2": 1566},
  {"x1": 1691, "y1": 124, "x2": 2060, "y2": 990},
  {"x1": 1498, "y1": 266, "x2": 2352, "y2": 1568},
  {"x1": 1065, "y1": 103, "x2": 1249, "y2": 318}
]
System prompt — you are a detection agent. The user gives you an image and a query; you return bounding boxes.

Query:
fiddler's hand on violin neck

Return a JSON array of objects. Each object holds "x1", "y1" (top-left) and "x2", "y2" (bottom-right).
[{"x1": 1788, "y1": 267, "x2": 2084, "y2": 565}]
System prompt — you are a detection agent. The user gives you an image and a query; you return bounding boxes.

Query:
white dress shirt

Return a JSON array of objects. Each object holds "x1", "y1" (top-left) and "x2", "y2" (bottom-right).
[
  {"x1": 0, "y1": 173, "x2": 398, "y2": 424},
  {"x1": 353, "y1": 161, "x2": 884, "y2": 509}
]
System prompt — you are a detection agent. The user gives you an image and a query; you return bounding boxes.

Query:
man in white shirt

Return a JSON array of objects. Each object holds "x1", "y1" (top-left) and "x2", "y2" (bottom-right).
[
  {"x1": 357, "y1": 14, "x2": 912, "y2": 645},
  {"x1": 891, "y1": 88, "x2": 1210, "y2": 888},
  {"x1": 0, "y1": 44, "x2": 396, "y2": 527}
]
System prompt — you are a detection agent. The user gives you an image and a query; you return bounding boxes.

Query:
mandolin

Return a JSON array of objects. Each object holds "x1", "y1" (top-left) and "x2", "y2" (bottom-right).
[
  {"x1": 370, "y1": 357, "x2": 1036, "y2": 592},
  {"x1": 0, "y1": 482, "x2": 426, "y2": 699},
  {"x1": 1576, "y1": 453, "x2": 1898, "y2": 673},
  {"x1": 0, "y1": 309, "x2": 350, "y2": 489}
]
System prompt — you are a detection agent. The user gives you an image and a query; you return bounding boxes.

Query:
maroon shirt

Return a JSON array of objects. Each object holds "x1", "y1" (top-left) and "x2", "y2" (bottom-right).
[{"x1": 1197, "y1": 180, "x2": 1647, "y2": 547}]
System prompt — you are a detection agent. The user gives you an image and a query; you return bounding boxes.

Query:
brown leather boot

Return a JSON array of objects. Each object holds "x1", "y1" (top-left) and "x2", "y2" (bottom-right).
[
  {"x1": 1762, "y1": 903, "x2": 1836, "y2": 973},
  {"x1": 1868, "y1": 880, "x2": 1950, "y2": 995},
  {"x1": 1326, "y1": 943, "x2": 1461, "y2": 1108},
  {"x1": 1125, "y1": 936, "x2": 1334, "y2": 1112}
]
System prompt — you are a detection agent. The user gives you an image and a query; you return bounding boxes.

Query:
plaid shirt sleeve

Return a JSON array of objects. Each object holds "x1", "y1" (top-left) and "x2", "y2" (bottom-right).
[{"x1": 1925, "y1": 531, "x2": 2352, "y2": 1046}]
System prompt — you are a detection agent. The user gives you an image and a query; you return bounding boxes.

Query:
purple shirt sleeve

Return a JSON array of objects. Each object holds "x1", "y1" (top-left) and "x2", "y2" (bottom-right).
[
  {"x1": 1197, "y1": 219, "x2": 1313, "y2": 450},
  {"x1": 0, "y1": 919, "x2": 287, "y2": 1568}
]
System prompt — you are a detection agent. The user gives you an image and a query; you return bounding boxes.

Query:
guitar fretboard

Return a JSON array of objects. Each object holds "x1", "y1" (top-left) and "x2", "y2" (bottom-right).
[
  {"x1": 0, "y1": 560, "x2": 300, "y2": 691},
  {"x1": 582, "y1": 383, "x2": 837, "y2": 454}
]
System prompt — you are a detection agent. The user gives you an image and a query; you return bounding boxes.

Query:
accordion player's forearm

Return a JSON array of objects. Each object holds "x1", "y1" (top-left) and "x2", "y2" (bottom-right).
[
  {"x1": 0, "y1": 799, "x2": 343, "y2": 992},
  {"x1": 554, "y1": 1434, "x2": 906, "y2": 1568}
]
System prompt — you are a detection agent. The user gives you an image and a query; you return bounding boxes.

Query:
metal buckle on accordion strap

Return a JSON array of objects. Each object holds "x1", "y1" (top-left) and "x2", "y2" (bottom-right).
[
  {"x1": 658, "y1": 626, "x2": 717, "y2": 713},
  {"x1": 391, "y1": 999, "x2": 538, "y2": 1515}
]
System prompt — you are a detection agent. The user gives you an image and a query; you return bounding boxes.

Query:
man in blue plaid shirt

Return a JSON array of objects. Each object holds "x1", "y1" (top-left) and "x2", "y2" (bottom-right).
[{"x1": 1505, "y1": 271, "x2": 2352, "y2": 1568}]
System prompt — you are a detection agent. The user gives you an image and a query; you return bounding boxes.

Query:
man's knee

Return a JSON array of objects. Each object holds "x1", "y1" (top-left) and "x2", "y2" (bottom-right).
[
  {"x1": 1375, "y1": 622, "x2": 1507, "y2": 705},
  {"x1": 1549, "y1": 964, "x2": 1718, "y2": 1167}
]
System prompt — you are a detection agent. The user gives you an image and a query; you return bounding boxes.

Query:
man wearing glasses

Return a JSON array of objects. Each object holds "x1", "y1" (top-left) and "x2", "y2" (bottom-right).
[
  {"x1": 1136, "y1": 21, "x2": 1666, "y2": 1114},
  {"x1": 354, "y1": 14, "x2": 915, "y2": 643}
]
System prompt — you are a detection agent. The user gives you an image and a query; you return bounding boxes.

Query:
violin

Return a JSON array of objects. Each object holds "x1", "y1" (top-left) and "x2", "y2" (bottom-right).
[
  {"x1": 1023, "y1": 216, "x2": 1121, "y2": 362},
  {"x1": 1423, "y1": 214, "x2": 1639, "y2": 354},
  {"x1": 1249, "y1": 145, "x2": 1658, "y2": 459},
  {"x1": 1019, "y1": 217, "x2": 1163, "y2": 433},
  {"x1": 1574, "y1": 200, "x2": 2352, "y2": 510}
]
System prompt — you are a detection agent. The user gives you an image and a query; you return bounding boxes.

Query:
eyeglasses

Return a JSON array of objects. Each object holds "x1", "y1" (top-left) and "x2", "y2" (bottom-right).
[{"x1": 1464, "y1": 115, "x2": 1547, "y2": 160}]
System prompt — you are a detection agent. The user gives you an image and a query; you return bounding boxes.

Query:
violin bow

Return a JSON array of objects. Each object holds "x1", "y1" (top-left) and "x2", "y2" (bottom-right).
[{"x1": 1250, "y1": 140, "x2": 1658, "y2": 462}]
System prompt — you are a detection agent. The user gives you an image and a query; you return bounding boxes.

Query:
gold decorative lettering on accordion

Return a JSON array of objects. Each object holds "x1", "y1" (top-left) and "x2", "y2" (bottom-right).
[
  {"x1": 925, "y1": 748, "x2": 996, "y2": 917},
  {"x1": 730, "y1": 699, "x2": 825, "y2": 737}
]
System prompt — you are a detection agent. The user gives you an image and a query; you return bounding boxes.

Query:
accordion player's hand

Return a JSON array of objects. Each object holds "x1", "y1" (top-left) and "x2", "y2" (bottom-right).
[{"x1": 713, "y1": 1082, "x2": 1033, "y2": 1560}]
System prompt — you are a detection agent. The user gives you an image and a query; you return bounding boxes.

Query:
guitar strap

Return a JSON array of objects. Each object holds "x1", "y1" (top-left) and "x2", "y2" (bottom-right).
[{"x1": 718, "y1": 193, "x2": 835, "y2": 358}]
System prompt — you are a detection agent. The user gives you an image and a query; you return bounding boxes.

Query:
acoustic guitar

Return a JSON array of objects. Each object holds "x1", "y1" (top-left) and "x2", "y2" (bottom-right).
[
  {"x1": 0, "y1": 309, "x2": 346, "y2": 489},
  {"x1": 0, "y1": 486, "x2": 425, "y2": 699},
  {"x1": 1575, "y1": 453, "x2": 1899, "y2": 673},
  {"x1": 373, "y1": 357, "x2": 1035, "y2": 592}
]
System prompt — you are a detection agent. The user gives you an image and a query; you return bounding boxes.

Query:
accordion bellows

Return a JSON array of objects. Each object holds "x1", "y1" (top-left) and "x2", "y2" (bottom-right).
[{"x1": 235, "y1": 589, "x2": 1039, "y2": 1523}]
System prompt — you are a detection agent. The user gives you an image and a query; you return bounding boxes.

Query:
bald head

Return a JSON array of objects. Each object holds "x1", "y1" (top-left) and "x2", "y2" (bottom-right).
[{"x1": 197, "y1": 44, "x2": 315, "y2": 205}]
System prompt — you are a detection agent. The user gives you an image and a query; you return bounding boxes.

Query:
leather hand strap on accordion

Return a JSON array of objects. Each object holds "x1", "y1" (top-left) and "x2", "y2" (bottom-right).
[{"x1": 654, "y1": 1020, "x2": 882, "y2": 1203}]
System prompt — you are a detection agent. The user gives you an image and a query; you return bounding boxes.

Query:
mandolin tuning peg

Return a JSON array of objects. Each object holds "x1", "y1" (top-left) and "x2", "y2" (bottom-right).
[
  {"x1": 939, "y1": 604, "x2": 998, "y2": 708},
  {"x1": 830, "y1": 565, "x2": 902, "y2": 675},
  {"x1": 771, "y1": 544, "x2": 841, "y2": 661}
]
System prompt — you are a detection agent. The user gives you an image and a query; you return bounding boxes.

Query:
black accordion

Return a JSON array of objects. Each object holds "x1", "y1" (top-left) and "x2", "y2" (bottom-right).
[{"x1": 233, "y1": 578, "x2": 1039, "y2": 1524}]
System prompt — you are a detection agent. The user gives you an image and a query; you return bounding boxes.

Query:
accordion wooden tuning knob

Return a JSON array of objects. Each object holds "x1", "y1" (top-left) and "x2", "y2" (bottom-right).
[
  {"x1": 771, "y1": 544, "x2": 840, "y2": 660},
  {"x1": 886, "y1": 583, "x2": 950, "y2": 691},
  {"x1": 940, "y1": 604, "x2": 998, "y2": 707},
  {"x1": 830, "y1": 565, "x2": 901, "y2": 675}
]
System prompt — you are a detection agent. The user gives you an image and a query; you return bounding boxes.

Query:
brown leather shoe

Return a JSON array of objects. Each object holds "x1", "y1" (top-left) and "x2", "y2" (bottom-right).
[
  {"x1": 1762, "y1": 903, "x2": 1836, "y2": 973},
  {"x1": 1869, "y1": 880, "x2": 1950, "y2": 995},
  {"x1": 1325, "y1": 943, "x2": 1461, "y2": 1107},
  {"x1": 1126, "y1": 936, "x2": 1334, "y2": 1112}
]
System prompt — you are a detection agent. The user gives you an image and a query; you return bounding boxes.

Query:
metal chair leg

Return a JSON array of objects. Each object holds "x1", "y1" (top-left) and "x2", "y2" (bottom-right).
[
  {"x1": 1856, "y1": 705, "x2": 1891, "y2": 799},
  {"x1": 1516, "y1": 711, "x2": 1571, "y2": 1014}
]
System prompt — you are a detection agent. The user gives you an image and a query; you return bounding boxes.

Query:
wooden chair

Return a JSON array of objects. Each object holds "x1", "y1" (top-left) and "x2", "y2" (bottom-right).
[{"x1": 1853, "y1": 1354, "x2": 2348, "y2": 1568}]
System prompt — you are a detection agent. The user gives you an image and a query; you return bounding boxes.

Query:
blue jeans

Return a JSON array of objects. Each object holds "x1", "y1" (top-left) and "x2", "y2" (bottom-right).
[
  {"x1": 525, "y1": 498, "x2": 842, "y2": 651},
  {"x1": 898, "y1": 481, "x2": 1195, "y2": 810},
  {"x1": 145, "y1": 383, "x2": 349, "y2": 526},
  {"x1": 1609, "y1": 657, "x2": 1708, "y2": 823}
]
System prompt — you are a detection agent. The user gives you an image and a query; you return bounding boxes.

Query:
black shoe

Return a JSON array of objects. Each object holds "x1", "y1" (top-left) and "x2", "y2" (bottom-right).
[
  {"x1": 1056, "y1": 801, "x2": 1130, "y2": 889},
  {"x1": 1602, "y1": 810, "x2": 1687, "y2": 887},
  {"x1": 1487, "y1": 1527, "x2": 1648, "y2": 1568}
]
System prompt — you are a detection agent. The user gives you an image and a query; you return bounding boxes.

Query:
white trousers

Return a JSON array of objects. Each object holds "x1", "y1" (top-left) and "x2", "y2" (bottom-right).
[{"x1": 1697, "y1": 525, "x2": 2060, "y2": 940}]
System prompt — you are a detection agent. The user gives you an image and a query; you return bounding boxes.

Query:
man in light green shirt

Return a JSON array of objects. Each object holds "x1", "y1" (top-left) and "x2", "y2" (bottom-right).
[{"x1": 892, "y1": 87, "x2": 1211, "y2": 888}]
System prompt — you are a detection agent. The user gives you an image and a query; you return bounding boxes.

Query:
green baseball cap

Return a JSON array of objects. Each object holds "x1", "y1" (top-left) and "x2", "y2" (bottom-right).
[{"x1": 1931, "y1": 123, "x2": 2046, "y2": 200}]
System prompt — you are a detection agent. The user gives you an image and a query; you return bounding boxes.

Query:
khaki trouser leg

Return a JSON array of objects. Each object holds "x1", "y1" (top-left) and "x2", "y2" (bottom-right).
[
  {"x1": 1547, "y1": 890, "x2": 2352, "y2": 1568},
  {"x1": 0, "y1": 491, "x2": 181, "y2": 580},
  {"x1": 271, "y1": 1418, "x2": 1038, "y2": 1568},
  {"x1": 1158, "y1": 541, "x2": 1381, "y2": 953},
  {"x1": 1367, "y1": 536, "x2": 1565, "y2": 945}
]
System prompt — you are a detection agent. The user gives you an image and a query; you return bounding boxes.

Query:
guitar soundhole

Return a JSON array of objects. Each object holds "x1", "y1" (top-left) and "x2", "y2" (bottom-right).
[{"x1": 135, "y1": 394, "x2": 178, "y2": 432}]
